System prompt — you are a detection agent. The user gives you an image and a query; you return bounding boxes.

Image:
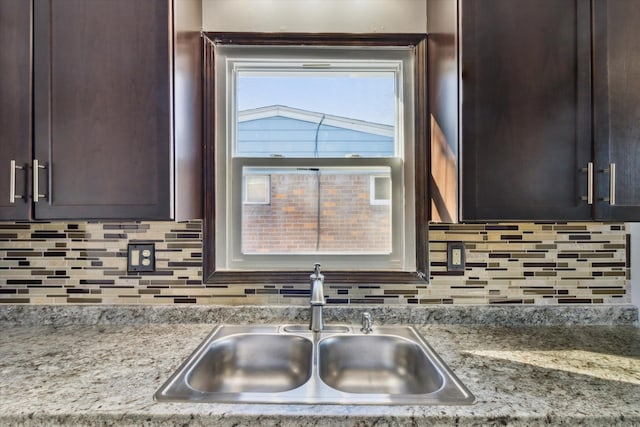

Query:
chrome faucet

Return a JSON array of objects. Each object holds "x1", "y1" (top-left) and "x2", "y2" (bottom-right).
[{"x1": 309, "y1": 263, "x2": 325, "y2": 332}]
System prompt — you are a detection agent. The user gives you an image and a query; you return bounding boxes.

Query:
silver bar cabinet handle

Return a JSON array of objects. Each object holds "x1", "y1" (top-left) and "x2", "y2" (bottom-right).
[
  {"x1": 33, "y1": 159, "x2": 47, "y2": 202},
  {"x1": 599, "y1": 163, "x2": 616, "y2": 205},
  {"x1": 581, "y1": 162, "x2": 594, "y2": 205},
  {"x1": 9, "y1": 160, "x2": 24, "y2": 203},
  {"x1": 609, "y1": 163, "x2": 616, "y2": 206}
]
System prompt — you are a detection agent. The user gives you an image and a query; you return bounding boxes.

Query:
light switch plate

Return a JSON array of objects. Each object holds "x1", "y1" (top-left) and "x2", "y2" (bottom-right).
[
  {"x1": 128, "y1": 243, "x2": 155, "y2": 273},
  {"x1": 447, "y1": 241, "x2": 465, "y2": 272}
]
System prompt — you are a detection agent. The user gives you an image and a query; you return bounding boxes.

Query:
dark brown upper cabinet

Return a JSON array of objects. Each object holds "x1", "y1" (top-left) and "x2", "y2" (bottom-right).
[
  {"x1": 0, "y1": 0, "x2": 202, "y2": 221},
  {"x1": 593, "y1": 0, "x2": 640, "y2": 220},
  {"x1": 460, "y1": 0, "x2": 593, "y2": 221},
  {"x1": 0, "y1": 0, "x2": 32, "y2": 220},
  {"x1": 428, "y1": 0, "x2": 640, "y2": 222}
]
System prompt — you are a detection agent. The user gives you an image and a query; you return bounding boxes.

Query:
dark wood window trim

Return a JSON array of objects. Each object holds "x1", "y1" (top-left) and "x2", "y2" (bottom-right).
[{"x1": 202, "y1": 32, "x2": 428, "y2": 285}]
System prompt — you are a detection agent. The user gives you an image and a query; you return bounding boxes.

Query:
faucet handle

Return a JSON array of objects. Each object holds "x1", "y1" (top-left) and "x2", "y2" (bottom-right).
[
  {"x1": 311, "y1": 263, "x2": 323, "y2": 280},
  {"x1": 361, "y1": 312, "x2": 373, "y2": 334}
]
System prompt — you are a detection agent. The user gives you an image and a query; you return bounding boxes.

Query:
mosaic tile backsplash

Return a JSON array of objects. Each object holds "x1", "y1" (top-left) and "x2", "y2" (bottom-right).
[{"x1": 0, "y1": 221, "x2": 630, "y2": 305}]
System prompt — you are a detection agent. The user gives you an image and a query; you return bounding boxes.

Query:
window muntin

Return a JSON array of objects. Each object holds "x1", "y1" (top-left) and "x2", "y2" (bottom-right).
[{"x1": 215, "y1": 45, "x2": 415, "y2": 272}]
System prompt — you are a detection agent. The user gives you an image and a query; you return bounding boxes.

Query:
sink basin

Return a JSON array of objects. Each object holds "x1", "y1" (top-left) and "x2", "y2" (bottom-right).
[
  {"x1": 188, "y1": 333, "x2": 312, "y2": 393},
  {"x1": 155, "y1": 324, "x2": 475, "y2": 405},
  {"x1": 318, "y1": 335, "x2": 443, "y2": 394}
]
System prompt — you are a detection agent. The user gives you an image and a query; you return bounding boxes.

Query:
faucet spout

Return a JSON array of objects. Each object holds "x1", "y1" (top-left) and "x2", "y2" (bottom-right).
[{"x1": 309, "y1": 263, "x2": 325, "y2": 332}]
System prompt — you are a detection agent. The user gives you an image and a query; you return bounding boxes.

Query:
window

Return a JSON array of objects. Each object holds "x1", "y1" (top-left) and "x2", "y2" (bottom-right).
[{"x1": 202, "y1": 34, "x2": 428, "y2": 284}]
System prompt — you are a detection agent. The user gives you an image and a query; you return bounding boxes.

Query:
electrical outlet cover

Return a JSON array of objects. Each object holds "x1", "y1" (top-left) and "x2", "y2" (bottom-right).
[
  {"x1": 447, "y1": 241, "x2": 465, "y2": 272},
  {"x1": 128, "y1": 243, "x2": 155, "y2": 273}
]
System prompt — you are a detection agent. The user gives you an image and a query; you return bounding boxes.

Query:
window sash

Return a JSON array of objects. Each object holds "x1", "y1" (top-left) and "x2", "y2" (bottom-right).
[
  {"x1": 232, "y1": 72, "x2": 400, "y2": 158},
  {"x1": 224, "y1": 157, "x2": 406, "y2": 270}
]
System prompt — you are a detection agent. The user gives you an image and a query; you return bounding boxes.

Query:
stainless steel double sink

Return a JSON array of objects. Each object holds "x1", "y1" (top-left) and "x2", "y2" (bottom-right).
[{"x1": 154, "y1": 324, "x2": 475, "y2": 405}]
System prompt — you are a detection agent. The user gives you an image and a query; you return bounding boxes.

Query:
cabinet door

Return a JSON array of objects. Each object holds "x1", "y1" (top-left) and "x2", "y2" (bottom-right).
[
  {"x1": 33, "y1": 0, "x2": 172, "y2": 219},
  {"x1": 593, "y1": 0, "x2": 640, "y2": 220},
  {"x1": 0, "y1": 0, "x2": 31, "y2": 220},
  {"x1": 461, "y1": 0, "x2": 592, "y2": 220}
]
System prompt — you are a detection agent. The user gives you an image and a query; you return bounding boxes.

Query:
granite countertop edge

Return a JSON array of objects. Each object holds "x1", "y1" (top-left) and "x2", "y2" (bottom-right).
[
  {"x1": 1, "y1": 412, "x2": 636, "y2": 427},
  {"x1": 0, "y1": 303, "x2": 638, "y2": 327}
]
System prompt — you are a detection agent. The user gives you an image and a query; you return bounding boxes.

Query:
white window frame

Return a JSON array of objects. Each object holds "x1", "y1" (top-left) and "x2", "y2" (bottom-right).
[{"x1": 214, "y1": 45, "x2": 416, "y2": 272}]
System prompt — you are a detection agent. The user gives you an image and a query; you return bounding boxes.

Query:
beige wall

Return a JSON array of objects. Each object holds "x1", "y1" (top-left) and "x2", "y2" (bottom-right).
[{"x1": 202, "y1": 0, "x2": 427, "y2": 33}]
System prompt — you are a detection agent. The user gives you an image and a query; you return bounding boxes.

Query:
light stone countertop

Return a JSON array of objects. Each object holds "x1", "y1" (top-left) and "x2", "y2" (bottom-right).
[{"x1": 0, "y1": 305, "x2": 639, "y2": 426}]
